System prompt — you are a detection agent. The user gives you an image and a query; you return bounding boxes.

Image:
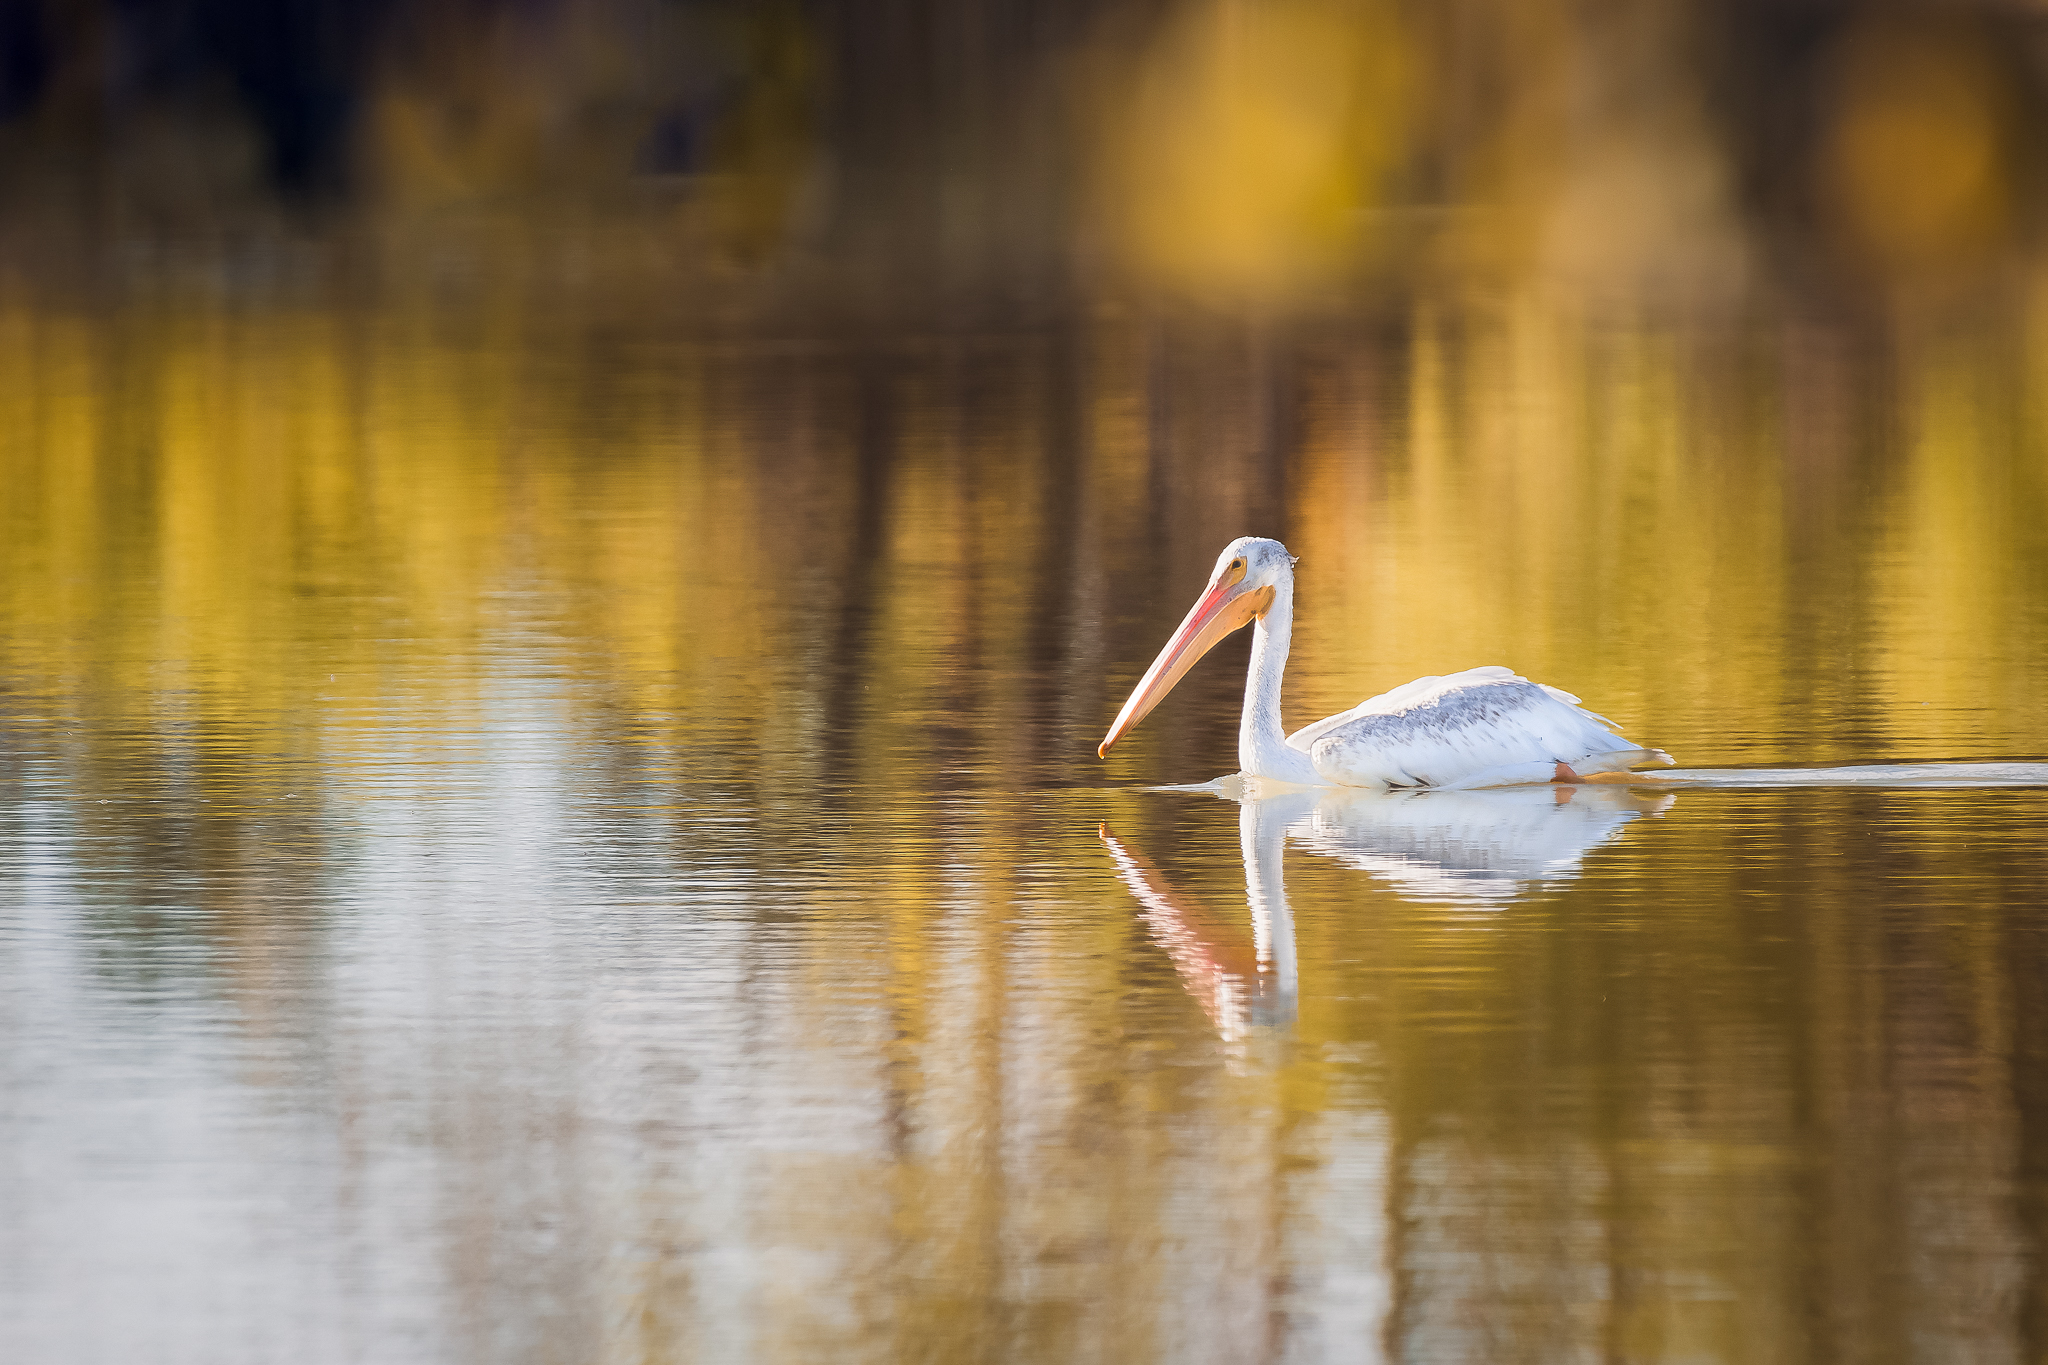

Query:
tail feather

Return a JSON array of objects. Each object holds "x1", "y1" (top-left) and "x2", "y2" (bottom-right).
[{"x1": 1575, "y1": 747, "x2": 1675, "y2": 777}]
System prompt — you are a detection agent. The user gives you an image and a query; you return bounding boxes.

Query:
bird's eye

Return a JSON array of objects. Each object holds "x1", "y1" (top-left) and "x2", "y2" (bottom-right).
[{"x1": 1230, "y1": 559, "x2": 1243, "y2": 571}]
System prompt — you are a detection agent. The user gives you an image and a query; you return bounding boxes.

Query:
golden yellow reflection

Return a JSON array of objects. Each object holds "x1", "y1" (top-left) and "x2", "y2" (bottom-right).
[
  {"x1": 6, "y1": 297, "x2": 2048, "y2": 784},
  {"x1": 4, "y1": 293, "x2": 2048, "y2": 1361}
]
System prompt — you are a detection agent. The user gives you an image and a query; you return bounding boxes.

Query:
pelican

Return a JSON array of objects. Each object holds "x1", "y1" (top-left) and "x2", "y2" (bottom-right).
[{"x1": 1098, "y1": 537, "x2": 1673, "y2": 788}]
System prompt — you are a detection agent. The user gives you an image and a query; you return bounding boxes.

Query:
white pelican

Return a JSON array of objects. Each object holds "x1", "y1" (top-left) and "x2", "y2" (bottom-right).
[{"x1": 1098, "y1": 537, "x2": 1673, "y2": 788}]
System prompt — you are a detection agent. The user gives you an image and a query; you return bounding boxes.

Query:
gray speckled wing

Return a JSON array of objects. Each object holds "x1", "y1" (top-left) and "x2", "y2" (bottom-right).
[{"x1": 1303, "y1": 670, "x2": 1668, "y2": 789}]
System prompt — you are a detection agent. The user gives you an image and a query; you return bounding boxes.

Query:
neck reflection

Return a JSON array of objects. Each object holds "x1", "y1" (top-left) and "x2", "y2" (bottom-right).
[{"x1": 1100, "y1": 786, "x2": 1312, "y2": 1040}]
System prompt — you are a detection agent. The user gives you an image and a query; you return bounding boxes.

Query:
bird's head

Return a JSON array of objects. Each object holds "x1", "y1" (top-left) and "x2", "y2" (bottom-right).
[{"x1": 1097, "y1": 537, "x2": 1297, "y2": 759}]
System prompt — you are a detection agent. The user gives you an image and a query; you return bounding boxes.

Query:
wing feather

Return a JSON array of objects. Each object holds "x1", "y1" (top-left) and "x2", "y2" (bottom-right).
[{"x1": 1297, "y1": 667, "x2": 1671, "y2": 789}]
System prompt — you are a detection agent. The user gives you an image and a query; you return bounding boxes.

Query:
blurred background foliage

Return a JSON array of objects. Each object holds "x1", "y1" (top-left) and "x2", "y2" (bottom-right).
[{"x1": 2, "y1": 0, "x2": 2047, "y2": 313}]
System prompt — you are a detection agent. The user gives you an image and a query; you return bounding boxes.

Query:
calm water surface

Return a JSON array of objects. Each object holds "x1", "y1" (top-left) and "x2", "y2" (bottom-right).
[{"x1": 4, "y1": 298, "x2": 2048, "y2": 1362}]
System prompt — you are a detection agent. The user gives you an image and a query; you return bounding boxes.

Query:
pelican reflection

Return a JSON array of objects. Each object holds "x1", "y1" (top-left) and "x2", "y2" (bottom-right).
[{"x1": 1102, "y1": 780, "x2": 1673, "y2": 1038}]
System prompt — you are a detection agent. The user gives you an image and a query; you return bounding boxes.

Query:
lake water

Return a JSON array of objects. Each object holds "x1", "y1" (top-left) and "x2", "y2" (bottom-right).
[{"x1": 4, "y1": 294, "x2": 2047, "y2": 1363}]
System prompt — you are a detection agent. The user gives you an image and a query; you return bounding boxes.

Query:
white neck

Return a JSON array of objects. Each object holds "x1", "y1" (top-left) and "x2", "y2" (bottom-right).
[{"x1": 1239, "y1": 582, "x2": 1321, "y2": 783}]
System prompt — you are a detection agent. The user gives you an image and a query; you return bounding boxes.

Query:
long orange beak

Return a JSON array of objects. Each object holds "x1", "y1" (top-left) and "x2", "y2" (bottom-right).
[{"x1": 1098, "y1": 578, "x2": 1273, "y2": 758}]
